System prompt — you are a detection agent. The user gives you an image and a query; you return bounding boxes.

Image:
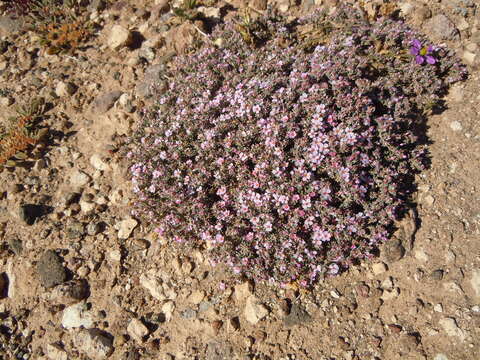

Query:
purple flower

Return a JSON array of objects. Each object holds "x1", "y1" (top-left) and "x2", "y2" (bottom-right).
[{"x1": 410, "y1": 39, "x2": 436, "y2": 65}]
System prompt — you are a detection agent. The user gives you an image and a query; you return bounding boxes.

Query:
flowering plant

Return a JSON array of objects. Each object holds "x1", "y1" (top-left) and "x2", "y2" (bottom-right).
[
  {"x1": 128, "y1": 6, "x2": 466, "y2": 286},
  {"x1": 410, "y1": 39, "x2": 437, "y2": 65}
]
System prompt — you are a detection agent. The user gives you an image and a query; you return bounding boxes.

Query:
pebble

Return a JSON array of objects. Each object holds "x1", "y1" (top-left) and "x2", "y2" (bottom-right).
[
  {"x1": 162, "y1": 301, "x2": 175, "y2": 322},
  {"x1": 439, "y1": 317, "x2": 465, "y2": 341},
  {"x1": 70, "y1": 169, "x2": 91, "y2": 188},
  {"x1": 50, "y1": 279, "x2": 89, "y2": 305},
  {"x1": 434, "y1": 355, "x2": 448, "y2": 360},
  {"x1": 127, "y1": 318, "x2": 149, "y2": 342},
  {"x1": 462, "y1": 51, "x2": 476, "y2": 65},
  {"x1": 423, "y1": 194, "x2": 435, "y2": 206},
  {"x1": 90, "y1": 154, "x2": 110, "y2": 171},
  {"x1": 91, "y1": 91, "x2": 123, "y2": 114},
  {"x1": 79, "y1": 200, "x2": 96, "y2": 214},
  {"x1": 414, "y1": 249, "x2": 429, "y2": 262},
  {"x1": 434, "y1": 303, "x2": 443, "y2": 313},
  {"x1": 19, "y1": 204, "x2": 45, "y2": 225},
  {"x1": 330, "y1": 290, "x2": 341, "y2": 299},
  {"x1": 372, "y1": 262, "x2": 387, "y2": 275},
  {"x1": 234, "y1": 281, "x2": 254, "y2": 302},
  {"x1": 67, "y1": 220, "x2": 85, "y2": 239},
  {"x1": 383, "y1": 238, "x2": 405, "y2": 263},
  {"x1": 117, "y1": 218, "x2": 138, "y2": 239},
  {"x1": 469, "y1": 269, "x2": 480, "y2": 298},
  {"x1": 55, "y1": 81, "x2": 77, "y2": 97},
  {"x1": 430, "y1": 269, "x2": 444, "y2": 281},
  {"x1": 381, "y1": 287, "x2": 400, "y2": 301},
  {"x1": 37, "y1": 250, "x2": 67, "y2": 289},
  {"x1": 188, "y1": 290, "x2": 205, "y2": 305},
  {"x1": 73, "y1": 328, "x2": 114, "y2": 360},
  {"x1": 244, "y1": 295, "x2": 269, "y2": 325},
  {"x1": 62, "y1": 302, "x2": 94, "y2": 329},
  {"x1": 450, "y1": 121, "x2": 463, "y2": 131},
  {"x1": 86, "y1": 222, "x2": 101, "y2": 236},
  {"x1": 108, "y1": 25, "x2": 133, "y2": 50},
  {"x1": 0, "y1": 273, "x2": 8, "y2": 298}
]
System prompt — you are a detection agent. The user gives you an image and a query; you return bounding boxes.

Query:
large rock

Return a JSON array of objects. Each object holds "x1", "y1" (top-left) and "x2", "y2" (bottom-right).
[
  {"x1": 37, "y1": 250, "x2": 67, "y2": 289},
  {"x1": 73, "y1": 328, "x2": 114, "y2": 359}
]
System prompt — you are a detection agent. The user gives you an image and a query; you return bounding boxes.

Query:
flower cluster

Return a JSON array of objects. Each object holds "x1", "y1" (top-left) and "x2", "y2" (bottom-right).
[{"x1": 128, "y1": 6, "x2": 466, "y2": 286}]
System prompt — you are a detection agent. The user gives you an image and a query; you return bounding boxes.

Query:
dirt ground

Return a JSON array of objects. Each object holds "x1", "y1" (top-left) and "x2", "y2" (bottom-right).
[{"x1": 0, "y1": 0, "x2": 479, "y2": 359}]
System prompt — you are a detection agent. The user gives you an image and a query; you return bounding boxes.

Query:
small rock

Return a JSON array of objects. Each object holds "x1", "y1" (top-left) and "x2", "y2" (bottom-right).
[
  {"x1": 62, "y1": 302, "x2": 94, "y2": 329},
  {"x1": 330, "y1": 290, "x2": 341, "y2": 299},
  {"x1": 430, "y1": 269, "x2": 444, "y2": 281},
  {"x1": 37, "y1": 250, "x2": 67, "y2": 289},
  {"x1": 434, "y1": 355, "x2": 448, "y2": 360},
  {"x1": 470, "y1": 269, "x2": 480, "y2": 298},
  {"x1": 79, "y1": 200, "x2": 96, "y2": 214},
  {"x1": 151, "y1": 0, "x2": 170, "y2": 17},
  {"x1": 450, "y1": 121, "x2": 463, "y2": 132},
  {"x1": 414, "y1": 249, "x2": 429, "y2": 262},
  {"x1": 381, "y1": 287, "x2": 400, "y2": 301},
  {"x1": 67, "y1": 221, "x2": 85, "y2": 239},
  {"x1": 462, "y1": 51, "x2": 476, "y2": 65},
  {"x1": 381, "y1": 277, "x2": 394, "y2": 290},
  {"x1": 372, "y1": 262, "x2": 387, "y2": 275},
  {"x1": 91, "y1": 91, "x2": 123, "y2": 114},
  {"x1": 55, "y1": 81, "x2": 77, "y2": 97},
  {"x1": 383, "y1": 238, "x2": 405, "y2": 263},
  {"x1": 181, "y1": 308, "x2": 197, "y2": 319},
  {"x1": 244, "y1": 295, "x2": 269, "y2": 325},
  {"x1": 140, "y1": 272, "x2": 165, "y2": 301},
  {"x1": 90, "y1": 154, "x2": 110, "y2": 171},
  {"x1": 425, "y1": 14, "x2": 459, "y2": 40},
  {"x1": 73, "y1": 328, "x2": 114, "y2": 360},
  {"x1": 162, "y1": 301, "x2": 175, "y2": 322},
  {"x1": 19, "y1": 204, "x2": 47, "y2": 225},
  {"x1": 439, "y1": 317, "x2": 465, "y2": 341},
  {"x1": 86, "y1": 222, "x2": 101, "y2": 236},
  {"x1": 235, "y1": 281, "x2": 253, "y2": 302},
  {"x1": 50, "y1": 279, "x2": 89, "y2": 305},
  {"x1": 197, "y1": 6, "x2": 221, "y2": 18},
  {"x1": 283, "y1": 303, "x2": 311, "y2": 327},
  {"x1": 108, "y1": 249, "x2": 121, "y2": 262},
  {"x1": 188, "y1": 290, "x2": 205, "y2": 305},
  {"x1": 211, "y1": 320, "x2": 223, "y2": 335},
  {"x1": 70, "y1": 169, "x2": 91, "y2": 188},
  {"x1": 118, "y1": 218, "x2": 138, "y2": 239},
  {"x1": 108, "y1": 25, "x2": 133, "y2": 50},
  {"x1": 434, "y1": 303, "x2": 443, "y2": 313},
  {"x1": 423, "y1": 194, "x2": 435, "y2": 206},
  {"x1": 46, "y1": 343, "x2": 68, "y2": 360},
  {"x1": 0, "y1": 273, "x2": 8, "y2": 298},
  {"x1": 127, "y1": 318, "x2": 149, "y2": 342},
  {"x1": 457, "y1": 18, "x2": 469, "y2": 31}
]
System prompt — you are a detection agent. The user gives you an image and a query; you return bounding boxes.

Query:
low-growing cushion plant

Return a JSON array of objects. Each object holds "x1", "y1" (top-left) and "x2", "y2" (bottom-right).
[{"x1": 128, "y1": 5, "x2": 466, "y2": 286}]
